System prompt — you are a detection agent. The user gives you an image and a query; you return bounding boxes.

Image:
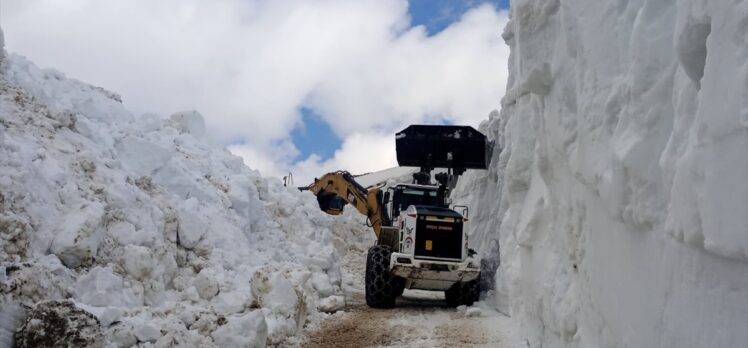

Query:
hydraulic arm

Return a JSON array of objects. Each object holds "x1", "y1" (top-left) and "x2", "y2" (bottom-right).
[{"x1": 299, "y1": 171, "x2": 389, "y2": 238}]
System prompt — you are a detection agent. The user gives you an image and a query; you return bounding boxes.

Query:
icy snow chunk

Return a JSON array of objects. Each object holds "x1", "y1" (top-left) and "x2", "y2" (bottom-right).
[
  {"x1": 310, "y1": 272, "x2": 334, "y2": 297},
  {"x1": 105, "y1": 323, "x2": 137, "y2": 347},
  {"x1": 465, "y1": 307, "x2": 483, "y2": 318},
  {"x1": 152, "y1": 159, "x2": 214, "y2": 201},
  {"x1": 106, "y1": 220, "x2": 136, "y2": 242},
  {"x1": 227, "y1": 174, "x2": 259, "y2": 219},
  {"x1": 73, "y1": 92, "x2": 133, "y2": 123},
  {"x1": 50, "y1": 202, "x2": 105, "y2": 268},
  {"x1": 250, "y1": 268, "x2": 311, "y2": 340},
  {"x1": 318, "y1": 295, "x2": 345, "y2": 313},
  {"x1": 169, "y1": 110, "x2": 206, "y2": 138},
  {"x1": 120, "y1": 244, "x2": 155, "y2": 280},
  {"x1": 181, "y1": 286, "x2": 201, "y2": 303},
  {"x1": 263, "y1": 273, "x2": 299, "y2": 317},
  {"x1": 304, "y1": 255, "x2": 334, "y2": 271},
  {"x1": 211, "y1": 290, "x2": 249, "y2": 315},
  {"x1": 102, "y1": 180, "x2": 139, "y2": 210},
  {"x1": 211, "y1": 311, "x2": 267, "y2": 348},
  {"x1": 137, "y1": 113, "x2": 163, "y2": 133},
  {"x1": 115, "y1": 136, "x2": 173, "y2": 176},
  {"x1": 195, "y1": 268, "x2": 220, "y2": 300},
  {"x1": 253, "y1": 270, "x2": 311, "y2": 344},
  {"x1": 75, "y1": 266, "x2": 142, "y2": 308},
  {"x1": 74, "y1": 303, "x2": 123, "y2": 328},
  {"x1": 154, "y1": 319, "x2": 216, "y2": 347},
  {"x1": 177, "y1": 305, "x2": 199, "y2": 327},
  {"x1": 133, "y1": 322, "x2": 161, "y2": 343},
  {"x1": 107, "y1": 220, "x2": 157, "y2": 248},
  {"x1": 97, "y1": 307, "x2": 122, "y2": 328},
  {"x1": 70, "y1": 113, "x2": 96, "y2": 140},
  {"x1": 177, "y1": 198, "x2": 208, "y2": 249},
  {"x1": 188, "y1": 311, "x2": 222, "y2": 336}
]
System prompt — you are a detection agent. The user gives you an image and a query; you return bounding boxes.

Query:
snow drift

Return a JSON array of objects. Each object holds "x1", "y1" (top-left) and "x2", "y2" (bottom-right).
[
  {"x1": 0, "y1": 28, "x2": 357, "y2": 346},
  {"x1": 454, "y1": 0, "x2": 748, "y2": 347}
]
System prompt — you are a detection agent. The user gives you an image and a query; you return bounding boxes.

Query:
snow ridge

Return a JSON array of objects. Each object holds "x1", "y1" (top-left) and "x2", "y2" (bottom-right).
[
  {"x1": 0, "y1": 49, "x2": 354, "y2": 346},
  {"x1": 454, "y1": 0, "x2": 748, "y2": 346}
]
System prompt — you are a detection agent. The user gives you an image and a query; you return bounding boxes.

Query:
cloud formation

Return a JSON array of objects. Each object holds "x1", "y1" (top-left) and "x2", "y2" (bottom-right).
[{"x1": 3, "y1": 0, "x2": 509, "y2": 184}]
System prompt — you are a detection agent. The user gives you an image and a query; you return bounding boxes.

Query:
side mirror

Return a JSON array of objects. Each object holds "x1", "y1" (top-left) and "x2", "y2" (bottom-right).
[{"x1": 453, "y1": 205, "x2": 469, "y2": 219}]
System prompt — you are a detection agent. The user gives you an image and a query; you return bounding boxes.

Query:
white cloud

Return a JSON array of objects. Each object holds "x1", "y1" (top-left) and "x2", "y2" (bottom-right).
[
  {"x1": 291, "y1": 132, "x2": 397, "y2": 184},
  {"x1": 231, "y1": 132, "x2": 396, "y2": 185},
  {"x1": 227, "y1": 138, "x2": 299, "y2": 178},
  {"x1": 2, "y1": 0, "x2": 509, "y2": 180}
]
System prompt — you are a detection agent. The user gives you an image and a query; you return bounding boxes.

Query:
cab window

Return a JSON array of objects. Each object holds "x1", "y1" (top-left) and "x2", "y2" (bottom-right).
[{"x1": 390, "y1": 188, "x2": 438, "y2": 219}]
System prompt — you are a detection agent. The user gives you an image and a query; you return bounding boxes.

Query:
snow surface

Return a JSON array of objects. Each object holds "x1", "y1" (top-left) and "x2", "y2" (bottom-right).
[
  {"x1": 453, "y1": 0, "x2": 748, "y2": 346},
  {"x1": 353, "y1": 166, "x2": 418, "y2": 189},
  {"x1": 0, "y1": 39, "x2": 363, "y2": 346}
]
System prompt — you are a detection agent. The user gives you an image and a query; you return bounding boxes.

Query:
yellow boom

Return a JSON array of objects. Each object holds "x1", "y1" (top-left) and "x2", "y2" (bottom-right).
[{"x1": 300, "y1": 171, "x2": 388, "y2": 239}]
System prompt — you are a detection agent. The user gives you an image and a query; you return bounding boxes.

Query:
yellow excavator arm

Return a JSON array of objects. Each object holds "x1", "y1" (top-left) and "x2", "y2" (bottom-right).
[{"x1": 300, "y1": 171, "x2": 388, "y2": 239}]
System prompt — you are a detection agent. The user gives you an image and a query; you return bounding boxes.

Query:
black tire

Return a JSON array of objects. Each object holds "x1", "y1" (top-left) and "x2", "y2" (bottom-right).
[
  {"x1": 445, "y1": 276, "x2": 481, "y2": 307},
  {"x1": 365, "y1": 245, "x2": 404, "y2": 308},
  {"x1": 397, "y1": 284, "x2": 406, "y2": 296}
]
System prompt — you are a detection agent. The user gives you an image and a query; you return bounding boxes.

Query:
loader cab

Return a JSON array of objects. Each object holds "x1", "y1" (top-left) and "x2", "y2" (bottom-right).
[{"x1": 386, "y1": 184, "x2": 445, "y2": 221}]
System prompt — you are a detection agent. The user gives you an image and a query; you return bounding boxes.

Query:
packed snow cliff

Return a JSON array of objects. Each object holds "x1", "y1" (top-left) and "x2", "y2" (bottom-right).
[
  {"x1": 0, "y1": 28, "x2": 360, "y2": 347},
  {"x1": 453, "y1": 0, "x2": 748, "y2": 347}
]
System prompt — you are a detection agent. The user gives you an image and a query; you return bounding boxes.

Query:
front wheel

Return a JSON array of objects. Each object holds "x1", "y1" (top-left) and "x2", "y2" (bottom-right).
[
  {"x1": 365, "y1": 245, "x2": 403, "y2": 308},
  {"x1": 445, "y1": 276, "x2": 481, "y2": 307}
]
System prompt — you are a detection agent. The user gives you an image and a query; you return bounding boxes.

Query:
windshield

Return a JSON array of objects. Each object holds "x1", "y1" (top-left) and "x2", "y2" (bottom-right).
[
  {"x1": 390, "y1": 187, "x2": 441, "y2": 219},
  {"x1": 402, "y1": 189, "x2": 437, "y2": 197}
]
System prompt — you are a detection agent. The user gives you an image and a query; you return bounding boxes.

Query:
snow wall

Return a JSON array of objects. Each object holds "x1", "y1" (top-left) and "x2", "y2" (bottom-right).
[
  {"x1": 0, "y1": 28, "x2": 362, "y2": 346},
  {"x1": 453, "y1": 0, "x2": 748, "y2": 347}
]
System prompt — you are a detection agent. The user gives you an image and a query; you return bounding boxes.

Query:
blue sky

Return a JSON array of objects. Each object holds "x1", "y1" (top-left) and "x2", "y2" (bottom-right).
[
  {"x1": 409, "y1": 0, "x2": 510, "y2": 35},
  {"x1": 291, "y1": 108, "x2": 341, "y2": 161},
  {"x1": 290, "y1": 0, "x2": 510, "y2": 162}
]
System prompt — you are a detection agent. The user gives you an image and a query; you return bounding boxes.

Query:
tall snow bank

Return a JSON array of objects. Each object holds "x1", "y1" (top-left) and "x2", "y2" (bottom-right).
[
  {"x1": 0, "y1": 50, "x2": 354, "y2": 346},
  {"x1": 454, "y1": 0, "x2": 748, "y2": 346},
  {"x1": 0, "y1": 26, "x2": 5, "y2": 60}
]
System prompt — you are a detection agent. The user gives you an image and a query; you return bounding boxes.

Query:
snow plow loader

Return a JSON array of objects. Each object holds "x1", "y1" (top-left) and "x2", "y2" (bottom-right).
[{"x1": 300, "y1": 125, "x2": 491, "y2": 308}]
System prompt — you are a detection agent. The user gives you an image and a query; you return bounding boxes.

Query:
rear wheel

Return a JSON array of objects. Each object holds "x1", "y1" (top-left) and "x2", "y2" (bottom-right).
[
  {"x1": 445, "y1": 276, "x2": 481, "y2": 307},
  {"x1": 365, "y1": 245, "x2": 403, "y2": 308}
]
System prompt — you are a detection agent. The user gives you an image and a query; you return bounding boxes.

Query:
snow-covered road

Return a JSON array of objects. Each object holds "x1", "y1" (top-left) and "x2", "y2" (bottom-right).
[
  {"x1": 301, "y1": 222, "x2": 521, "y2": 348},
  {"x1": 305, "y1": 291, "x2": 517, "y2": 348}
]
